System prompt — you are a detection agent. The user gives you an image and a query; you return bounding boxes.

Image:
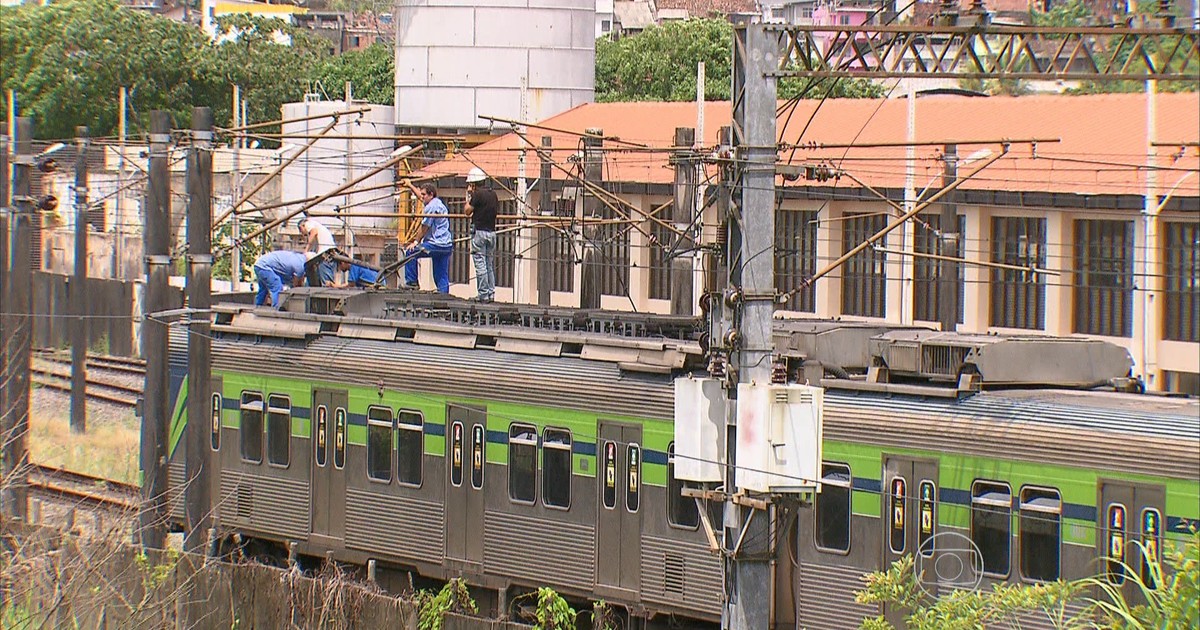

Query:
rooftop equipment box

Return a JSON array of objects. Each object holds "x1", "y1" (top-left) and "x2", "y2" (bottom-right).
[
  {"x1": 673, "y1": 377, "x2": 726, "y2": 483},
  {"x1": 735, "y1": 383, "x2": 823, "y2": 493}
]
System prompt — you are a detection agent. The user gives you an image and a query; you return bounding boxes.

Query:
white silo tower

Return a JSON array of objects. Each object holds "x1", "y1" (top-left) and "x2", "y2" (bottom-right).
[
  {"x1": 394, "y1": 0, "x2": 595, "y2": 131},
  {"x1": 280, "y1": 100, "x2": 396, "y2": 243}
]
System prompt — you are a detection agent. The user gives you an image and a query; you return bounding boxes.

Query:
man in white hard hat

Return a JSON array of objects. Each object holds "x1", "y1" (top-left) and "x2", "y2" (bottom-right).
[{"x1": 464, "y1": 167, "x2": 498, "y2": 302}]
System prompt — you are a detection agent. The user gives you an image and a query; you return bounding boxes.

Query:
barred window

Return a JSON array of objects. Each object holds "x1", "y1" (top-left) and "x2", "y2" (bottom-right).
[
  {"x1": 991, "y1": 217, "x2": 1046, "y2": 330},
  {"x1": 239, "y1": 392, "x2": 264, "y2": 464},
  {"x1": 366, "y1": 406, "x2": 393, "y2": 482},
  {"x1": 1164, "y1": 222, "x2": 1199, "y2": 342},
  {"x1": 494, "y1": 198, "x2": 516, "y2": 289},
  {"x1": 913, "y1": 213, "x2": 964, "y2": 324},
  {"x1": 1074, "y1": 220, "x2": 1133, "y2": 337},
  {"x1": 841, "y1": 212, "x2": 887, "y2": 318},
  {"x1": 266, "y1": 394, "x2": 291, "y2": 467},
  {"x1": 776, "y1": 208, "x2": 818, "y2": 312},
  {"x1": 648, "y1": 218, "x2": 673, "y2": 301}
]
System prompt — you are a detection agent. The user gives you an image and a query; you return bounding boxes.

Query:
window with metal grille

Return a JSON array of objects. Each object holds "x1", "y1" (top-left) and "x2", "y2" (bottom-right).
[
  {"x1": 913, "y1": 213, "x2": 964, "y2": 324},
  {"x1": 446, "y1": 199, "x2": 471, "y2": 286},
  {"x1": 266, "y1": 394, "x2": 291, "y2": 467},
  {"x1": 667, "y1": 443, "x2": 699, "y2": 529},
  {"x1": 648, "y1": 218, "x2": 674, "y2": 301},
  {"x1": 971, "y1": 481, "x2": 1012, "y2": 577},
  {"x1": 776, "y1": 208, "x2": 817, "y2": 312},
  {"x1": 544, "y1": 223, "x2": 575, "y2": 293},
  {"x1": 815, "y1": 462, "x2": 851, "y2": 553},
  {"x1": 990, "y1": 217, "x2": 1046, "y2": 330},
  {"x1": 1073, "y1": 220, "x2": 1133, "y2": 337},
  {"x1": 542, "y1": 428, "x2": 572, "y2": 509},
  {"x1": 595, "y1": 207, "x2": 630, "y2": 298},
  {"x1": 841, "y1": 212, "x2": 887, "y2": 318},
  {"x1": 366, "y1": 406, "x2": 393, "y2": 482},
  {"x1": 239, "y1": 392, "x2": 263, "y2": 463},
  {"x1": 509, "y1": 424, "x2": 537, "y2": 504},
  {"x1": 397, "y1": 410, "x2": 423, "y2": 486},
  {"x1": 492, "y1": 199, "x2": 516, "y2": 289},
  {"x1": 1019, "y1": 486, "x2": 1061, "y2": 582},
  {"x1": 1164, "y1": 222, "x2": 1199, "y2": 342}
]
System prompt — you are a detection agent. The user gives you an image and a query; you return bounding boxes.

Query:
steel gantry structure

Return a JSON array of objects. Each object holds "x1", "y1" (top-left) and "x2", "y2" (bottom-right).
[{"x1": 715, "y1": 14, "x2": 1198, "y2": 630}]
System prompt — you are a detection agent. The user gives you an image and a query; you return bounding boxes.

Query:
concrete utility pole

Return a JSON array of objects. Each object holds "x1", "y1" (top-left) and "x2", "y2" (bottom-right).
[
  {"x1": 231, "y1": 86, "x2": 242, "y2": 291},
  {"x1": 537, "y1": 135, "x2": 553, "y2": 306},
  {"x1": 671, "y1": 127, "x2": 697, "y2": 316},
  {"x1": 3, "y1": 117, "x2": 35, "y2": 522},
  {"x1": 725, "y1": 25, "x2": 777, "y2": 630},
  {"x1": 939, "y1": 144, "x2": 959, "y2": 333},
  {"x1": 0, "y1": 135, "x2": 9, "y2": 518},
  {"x1": 579, "y1": 130, "x2": 603, "y2": 310},
  {"x1": 138, "y1": 111, "x2": 171, "y2": 549},
  {"x1": 71, "y1": 126, "x2": 89, "y2": 434},
  {"x1": 116, "y1": 87, "x2": 126, "y2": 279},
  {"x1": 185, "y1": 107, "x2": 214, "y2": 553}
]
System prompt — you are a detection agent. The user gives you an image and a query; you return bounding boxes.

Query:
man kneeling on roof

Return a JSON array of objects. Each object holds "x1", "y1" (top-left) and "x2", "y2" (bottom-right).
[{"x1": 329, "y1": 251, "x2": 379, "y2": 288}]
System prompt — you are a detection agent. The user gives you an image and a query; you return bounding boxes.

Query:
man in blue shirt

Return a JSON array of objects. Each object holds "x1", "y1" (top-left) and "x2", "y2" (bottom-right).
[
  {"x1": 334, "y1": 258, "x2": 380, "y2": 288},
  {"x1": 253, "y1": 250, "x2": 310, "y2": 308},
  {"x1": 401, "y1": 181, "x2": 453, "y2": 293}
]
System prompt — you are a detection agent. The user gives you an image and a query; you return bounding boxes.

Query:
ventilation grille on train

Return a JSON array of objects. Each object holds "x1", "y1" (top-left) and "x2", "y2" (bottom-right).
[
  {"x1": 922, "y1": 344, "x2": 972, "y2": 377},
  {"x1": 237, "y1": 483, "x2": 254, "y2": 521},
  {"x1": 664, "y1": 553, "x2": 685, "y2": 595}
]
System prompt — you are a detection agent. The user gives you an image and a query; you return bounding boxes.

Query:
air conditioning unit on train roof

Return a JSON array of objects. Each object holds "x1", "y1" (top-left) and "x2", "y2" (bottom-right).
[
  {"x1": 869, "y1": 330, "x2": 1134, "y2": 386},
  {"x1": 736, "y1": 383, "x2": 823, "y2": 494},
  {"x1": 673, "y1": 377, "x2": 726, "y2": 483}
]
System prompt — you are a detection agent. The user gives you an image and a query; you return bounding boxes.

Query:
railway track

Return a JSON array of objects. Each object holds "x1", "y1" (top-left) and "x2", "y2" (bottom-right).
[
  {"x1": 28, "y1": 463, "x2": 139, "y2": 511},
  {"x1": 34, "y1": 350, "x2": 147, "y2": 377},
  {"x1": 31, "y1": 367, "x2": 141, "y2": 407},
  {"x1": 31, "y1": 350, "x2": 144, "y2": 408}
]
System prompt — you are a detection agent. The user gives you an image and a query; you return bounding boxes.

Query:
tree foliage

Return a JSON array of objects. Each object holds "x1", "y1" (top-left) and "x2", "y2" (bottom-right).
[
  {"x1": 596, "y1": 18, "x2": 883, "y2": 103},
  {"x1": 310, "y1": 43, "x2": 395, "y2": 105}
]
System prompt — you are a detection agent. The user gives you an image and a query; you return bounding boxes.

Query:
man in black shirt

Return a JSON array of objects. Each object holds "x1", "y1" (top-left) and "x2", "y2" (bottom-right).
[{"x1": 465, "y1": 167, "x2": 499, "y2": 302}]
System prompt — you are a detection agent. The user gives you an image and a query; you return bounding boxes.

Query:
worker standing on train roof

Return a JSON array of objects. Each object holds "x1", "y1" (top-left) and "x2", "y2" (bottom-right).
[
  {"x1": 298, "y1": 215, "x2": 337, "y2": 286},
  {"x1": 465, "y1": 167, "x2": 498, "y2": 303},
  {"x1": 254, "y1": 250, "x2": 312, "y2": 308},
  {"x1": 400, "y1": 180, "x2": 454, "y2": 293}
]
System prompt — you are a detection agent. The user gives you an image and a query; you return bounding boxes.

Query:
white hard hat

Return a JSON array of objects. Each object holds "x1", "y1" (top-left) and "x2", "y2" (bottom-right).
[
  {"x1": 305, "y1": 251, "x2": 318, "y2": 262},
  {"x1": 466, "y1": 167, "x2": 487, "y2": 183}
]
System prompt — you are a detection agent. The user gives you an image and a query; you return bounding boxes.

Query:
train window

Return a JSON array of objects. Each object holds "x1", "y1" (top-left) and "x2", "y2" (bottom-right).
[
  {"x1": 971, "y1": 481, "x2": 1012, "y2": 577},
  {"x1": 334, "y1": 407, "x2": 346, "y2": 469},
  {"x1": 508, "y1": 424, "x2": 537, "y2": 504},
  {"x1": 266, "y1": 395, "x2": 291, "y2": 467},
  {"x1": 471, "y1": 424, "x2": 485, "y2": 490},
  {"x1": 1141, "y1": 508, "x2": 1162, "y2": 589},
  {"x1": 314, "y1": 405, "x2": 328, "y2": 468},
  {"x1": 366, "y1": 406, "x2": 393, "y2": 482},
  {"x1": 626, "y1": 443, "x2": 641, "y2": 513},
  {"x1": 667, "y1": 443, "x2": 699, "y2": 529},
  {"x1": 542, "y1": 428, "x2": 572, "y2": 509},
  {"x1": 210, "y1": 393, "x2": 222, "y2": 451},
  {"x1": 602, "y1": 441, "x2": 617, "y2": 510},
  {"x1": 918, "y1": 480, "x2": 936, "y2": 557},
  {"x1": 449, "y1": 421, "x2": 465, "y2": 487},
  {"x1": 889, "y1": 476, "x2": 907, "y2": 554},
  {"x1": 1019, "y1": 487, "x2": 1061, "y2": 582},
  {"x1": 397, "y1": 410, "x2": 423, "y2": 487},
  {"x1": 1106, "y1": 503, "x2": 1127, "y2": 585},
  {"x1": 239, "y1": 392, "x2": 264, "y2": 463},
  {"x1": 815, "y1": 462, "x2": 851, "y2": 553}
]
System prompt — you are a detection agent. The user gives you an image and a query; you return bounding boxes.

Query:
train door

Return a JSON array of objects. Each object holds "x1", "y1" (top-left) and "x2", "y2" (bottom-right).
[
  {"x1": 881, "y1": 455, "x2": 939, "y2": 625},
  {"x1": 310, "y1": 388, "x2": 348, "y2": 542},
  {"x1": 596, "y1": 421, "x2": 643, "y2": 597},
  {"x1": 1097, "y1": 480, "x2": 1166, "y2": 603},
  {"x1": 445, "y1": 404, "x2": 486, "y2": 567}
]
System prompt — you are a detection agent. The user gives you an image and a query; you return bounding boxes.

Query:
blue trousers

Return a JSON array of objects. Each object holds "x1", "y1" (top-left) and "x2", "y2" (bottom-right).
[
  {"x1": 254, "y1": 265, "x2": 284, "y2": 307},
  {"x1": 404, "y1": 243, "x2": 453, "y2": 293}
]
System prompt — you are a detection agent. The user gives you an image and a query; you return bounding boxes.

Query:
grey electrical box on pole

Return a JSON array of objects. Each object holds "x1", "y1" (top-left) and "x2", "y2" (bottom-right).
[
  {"x1": 185, "y1": 107, "x2": 214, "y2": 553},
  {"x1": 138, "y1": 111, "x2": 172, "y2": 549},
  {"x1": 71, "y1": 126, "x2": 89, "y2": 434}
]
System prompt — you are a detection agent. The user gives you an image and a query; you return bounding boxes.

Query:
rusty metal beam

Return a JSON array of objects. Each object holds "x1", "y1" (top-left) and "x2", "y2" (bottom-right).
[{"x1": 768, "y1": 24, "x2": 1199, "y2": 81}]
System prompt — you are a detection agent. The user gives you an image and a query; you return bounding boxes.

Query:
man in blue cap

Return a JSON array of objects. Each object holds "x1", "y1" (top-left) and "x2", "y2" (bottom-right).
[{"x1": 253, "y1": 250, "x2": 311, "y2": 308}]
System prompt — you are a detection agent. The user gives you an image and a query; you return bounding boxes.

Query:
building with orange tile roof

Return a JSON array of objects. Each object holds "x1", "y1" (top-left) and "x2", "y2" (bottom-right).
[{"x1": 408, "y1": 92, "x2": 1199, "y2": 393}]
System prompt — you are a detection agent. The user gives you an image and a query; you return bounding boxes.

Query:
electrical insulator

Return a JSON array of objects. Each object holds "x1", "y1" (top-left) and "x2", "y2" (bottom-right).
[
  {"x1": 36, "y1": 158, "x2": 57, "y2": 173},
  {"x1": 36, "y1": 195, "x2": 58, "y2": 212},
  {"x1": 771, "y1": 357, "x2": 788, "y2": 384}
]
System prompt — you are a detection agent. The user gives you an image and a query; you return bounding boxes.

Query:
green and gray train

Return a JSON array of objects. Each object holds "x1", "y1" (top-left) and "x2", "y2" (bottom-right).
[{"x1": 165, "y1": 289, "x2": 1199, "y2": 629}]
